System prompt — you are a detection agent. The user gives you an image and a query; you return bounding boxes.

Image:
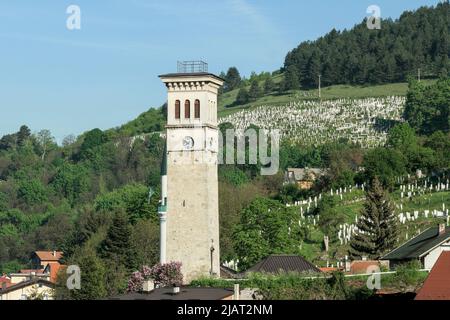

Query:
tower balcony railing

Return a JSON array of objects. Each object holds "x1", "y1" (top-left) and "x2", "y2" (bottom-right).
[{"x1": 177, "y1": 61, "x2": 208, "y2": 73}]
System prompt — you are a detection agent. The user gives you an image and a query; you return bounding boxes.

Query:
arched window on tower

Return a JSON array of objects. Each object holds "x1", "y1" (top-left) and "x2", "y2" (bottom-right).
[
  {"x1": 185, "y1": 100, "x2": 191, "y2": 119},
  {"x1": 175, "y1": 100, "x2": 181, "y2": 119},
  {"x1": 194, "y1": 99, "x2": 200, "y2": 119}
]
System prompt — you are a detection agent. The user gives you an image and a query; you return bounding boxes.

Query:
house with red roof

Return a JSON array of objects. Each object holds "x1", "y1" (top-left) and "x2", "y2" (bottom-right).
[
  {"x1": 31, "y1": 251, "x2": 63, "y2": 269},
  {"x1": 415, "y1": 251, "x2": 450, "y2": 300},
  {"x1": 9, "y1": 269, "x2": 49, "y2": 284},
  {"x1": 5, "y1": 251, "x2": 65, "y2": 286},
  {"x1": 0, "y1": 275, "x2": 12, "y2": 290}
]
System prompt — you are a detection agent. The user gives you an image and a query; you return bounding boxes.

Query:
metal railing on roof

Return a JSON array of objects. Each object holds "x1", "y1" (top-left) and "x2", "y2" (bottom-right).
[{"x1": 177, "y1": 61, "x2": 208, "y2": 73}]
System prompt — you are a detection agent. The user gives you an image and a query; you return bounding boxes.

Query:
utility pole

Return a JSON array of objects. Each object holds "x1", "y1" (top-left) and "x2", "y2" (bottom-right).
[{"x1": 318, "y1": 74, "x2": 322, "y2": 99}]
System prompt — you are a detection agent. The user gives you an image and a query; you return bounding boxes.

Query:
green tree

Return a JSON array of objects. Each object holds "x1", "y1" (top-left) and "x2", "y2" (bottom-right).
[
  {"x1": 78, "y1": 128, "x2": 108, "y2": 160},
  {"x1": 65, "y1": 247, "x2": 107, "y2": 300},
  {"x1": 51, "y1": 163, "x2": 90, "y2": 206},
  {"x1": 387, "y1": 123, "x2": 417, "y2": 151},
  {"x1": 349, "y1": 177, "x2": 398, "y2": 259},
  {"x1": 236, "y1": 87, "x2": 250, "y2": 105},
  {"x1": 404, "y1": 78, "x2": 450, "y2": 134},
  {"x1": 248, "y1": 80, "x2": 262, "y2": 101},
  {"x1": 363, "y1": 148, "x2": 407, "y2": 188},
  {"x1": 17, "y1": 179, "x2": 48, "y2": 206},
  {"x1": 0, "y1": 134, "x2": 16, "y2": 151},
  {"x1": 35, "y1": 129, "x2": 55, "y2": 161},
  {"x1": 17, "y1": 125, "x2": 31, "y2": 146},
  {"x1": 100, "y1": 210, "x2": 136, "y2": 270},
  {"x1": 94, "y1": 183, "x2": 157, "y2": 223},
  {"x1": 224, "y1": 67, "x2": 242, "y2": 92},
  {"x1": 131, "y1": 219, "x2": 159, "y2": 268},
  {"x1": 280, "y1": 65, "x2": 300, "y2": 92},
  {"x1": 387, "y1": 123, "x2": 437, "y2": 172},
  {"x1": 0, "y1": 192, "x2": 8, "y2": 211},
  {"x1": 233, "y1": 198, "x2": 305, "y2": 271},
  {"x1": 264, "y1": 77, "x2": 275, "y2": 94},
  {"x1": 425, "y1": 131, "x2": 450, "y2": 169},
  {"x1": 316, "y1": 195, "x2": 346, "y2": 240},
  {"x1": 306, "y1": 51, "x2": 321, "y2": 87}
]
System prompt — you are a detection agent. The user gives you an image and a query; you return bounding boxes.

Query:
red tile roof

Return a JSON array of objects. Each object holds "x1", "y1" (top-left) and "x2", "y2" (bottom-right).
[
  {"x1": 0, "y1": 276, "x2": 11, "y2": 283},
  {"x1": 415, "y1": 252, "x2": 450, "y2": 300},
  {"x1": 35, "y1": 251, "x2": 63, "y2": 262},
  {"x1": 0, "y1": 276, "x2": 13, "y2": 289},
  {"x1": 46, "y1": 263, "x2": 66, "y2": 283}
]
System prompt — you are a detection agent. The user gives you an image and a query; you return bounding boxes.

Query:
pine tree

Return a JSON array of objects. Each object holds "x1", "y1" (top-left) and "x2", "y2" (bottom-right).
[
  {"x1": 236, "y1": 87, "x2": 250, "y2": 105},
  {"x1": 100, "y1": 210, "x2": 136, "y2": 270},
  {"x1": 224, "y1": 67, "x2": 242, "y2": 92},
  {"x1": 55, "y1": 247, "x2": 107, "y2": 300},
  {"x1": 264, "y1": 77, "x2": 275, "y2": 94},
  {"x1": 282, "y1": 66, "x2": 300, "y2": 92},
  {"x1": 248, "y1": 80, "x2": 262, "y2": 101},
  {"x1": 349, "y1": 177, "x2": 398, "y2": 259},
  {"x1": 306, "y1": 52, "x2": 321, "y2": 87},
  {"x1": 17, "y1": 125, "x2": 31, "y2": 146}
]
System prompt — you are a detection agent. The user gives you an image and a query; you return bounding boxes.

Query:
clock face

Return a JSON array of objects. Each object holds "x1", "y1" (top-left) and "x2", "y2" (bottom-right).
[{"x1": 182, "y1": 136, "x2": 194, "y2": 150}]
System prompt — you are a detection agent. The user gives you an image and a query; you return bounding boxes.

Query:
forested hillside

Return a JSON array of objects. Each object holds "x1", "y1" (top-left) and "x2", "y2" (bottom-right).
[
  {"x1": 284, "y1": 1, "x2": 449, "y2": 87},
  {"x1": 217, "y1": 2, "x2": 448, "y2": 112}
]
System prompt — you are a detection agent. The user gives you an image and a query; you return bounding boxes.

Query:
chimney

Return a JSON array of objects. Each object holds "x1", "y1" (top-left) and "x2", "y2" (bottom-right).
[
  {"x1": 172, "y1": 286, "x2": 180, "y2": 295},
  {"x1": 142, "y1": 280, "x2": 154, "y2": 293},
  {"x1": 439, "y1": 223, "x2": 446, "y2": 235},
  {"x1": 53, "y1": 250, "x2": 57, "y2": 257}
]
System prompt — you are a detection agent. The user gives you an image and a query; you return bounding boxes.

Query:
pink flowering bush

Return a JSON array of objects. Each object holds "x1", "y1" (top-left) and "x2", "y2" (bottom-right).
[{"x1": 127, "y1": 262, "x2": 183, "y2": 292}]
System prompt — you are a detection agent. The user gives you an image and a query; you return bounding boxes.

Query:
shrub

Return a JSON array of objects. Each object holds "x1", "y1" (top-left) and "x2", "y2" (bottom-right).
[{"x1": 127, "y1": 262, "x2": 183, "y2": 292}]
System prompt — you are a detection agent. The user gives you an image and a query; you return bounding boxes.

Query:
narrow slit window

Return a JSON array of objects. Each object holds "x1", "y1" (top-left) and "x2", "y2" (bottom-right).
[
  {"x1": 185, "y1": 100, "x2": 191, "y2": 119},
  {"x1": 175, "y1": 100, "x2": 181, "y2": 119},
  {"x1": 194, "y1": 99, "x2": 200, "y2": 119}
]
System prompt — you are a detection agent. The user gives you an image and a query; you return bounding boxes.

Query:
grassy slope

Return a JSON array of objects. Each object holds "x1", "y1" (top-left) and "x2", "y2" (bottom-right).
[{"x1": 218, "y1": 75, "x2": 436, "y2": 118}]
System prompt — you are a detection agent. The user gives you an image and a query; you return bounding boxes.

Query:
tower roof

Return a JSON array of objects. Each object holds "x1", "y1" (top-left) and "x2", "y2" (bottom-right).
[{"x1": 158, "y1": 72, "x2": 224, "y2": 82}]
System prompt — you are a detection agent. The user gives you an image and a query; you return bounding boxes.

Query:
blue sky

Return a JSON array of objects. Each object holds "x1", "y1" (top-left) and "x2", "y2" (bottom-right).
[{"x1": 0, "y1": 0, "x2": 440, "y2": 143}]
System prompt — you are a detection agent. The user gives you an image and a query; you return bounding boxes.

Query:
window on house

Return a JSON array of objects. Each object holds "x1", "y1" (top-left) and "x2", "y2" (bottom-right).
[
  {"x1": 175, "y1": 100, "x2": 181, "y2": 119},
  {"x1": 185, "y1": 100, "x2": 191, "y2": 119},
  {"x1": 194, "y1": 99, "x2": 200, "y2": 119}
]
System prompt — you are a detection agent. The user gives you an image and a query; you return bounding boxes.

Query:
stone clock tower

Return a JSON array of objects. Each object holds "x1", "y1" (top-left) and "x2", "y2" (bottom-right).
[{"x1": 159, "y1": 62, "x2": 224, "y2": 283}]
